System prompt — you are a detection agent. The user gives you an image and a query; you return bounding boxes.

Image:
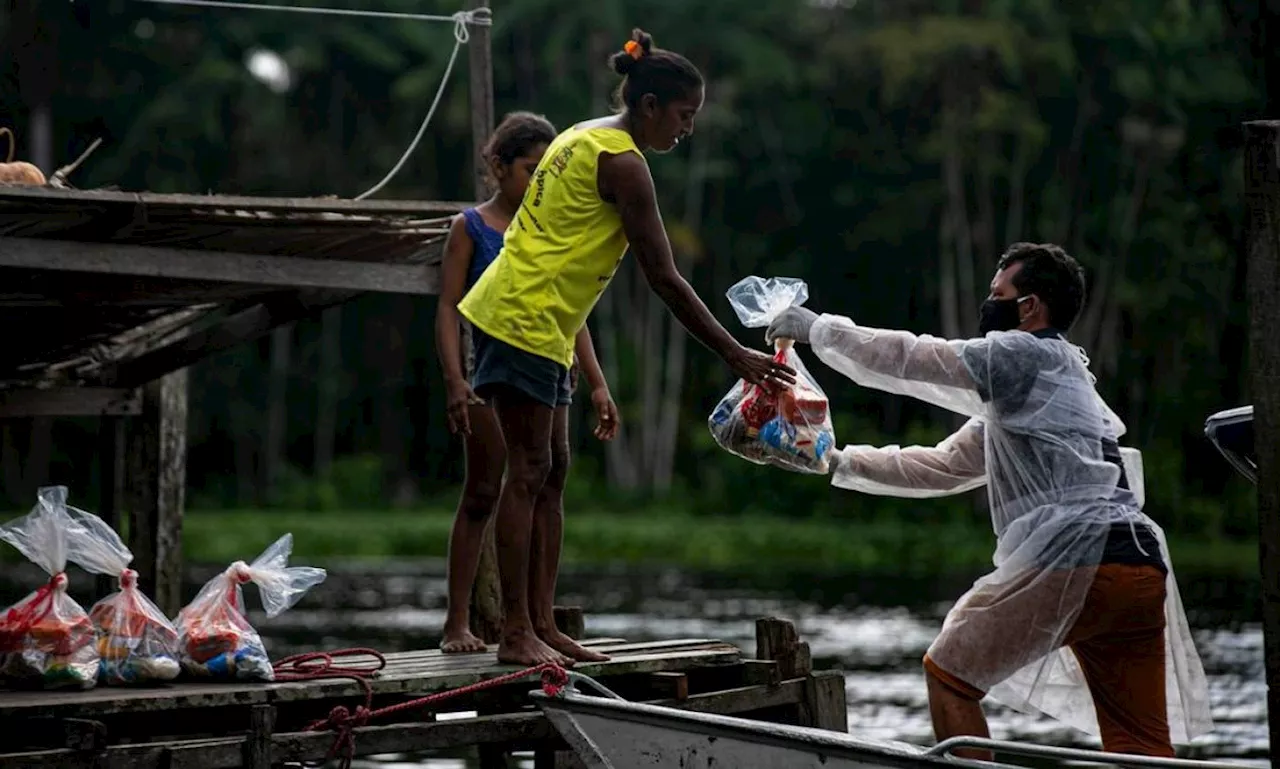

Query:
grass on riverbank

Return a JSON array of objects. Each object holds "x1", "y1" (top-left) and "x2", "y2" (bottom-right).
[{"x1": 178, "y1": 508, "x2": 1261, "y2": 579}]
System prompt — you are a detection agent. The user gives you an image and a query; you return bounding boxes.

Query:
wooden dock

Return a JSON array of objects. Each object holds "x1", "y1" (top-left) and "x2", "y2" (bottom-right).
[{"x1": 0, "y1": 618, "x2": 847, "y2": 769}]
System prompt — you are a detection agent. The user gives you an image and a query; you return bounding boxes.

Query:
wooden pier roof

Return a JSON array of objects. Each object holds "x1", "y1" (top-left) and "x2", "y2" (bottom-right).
[{"x1": 0, "y1": 185, "x2": 461, "y2": 410}]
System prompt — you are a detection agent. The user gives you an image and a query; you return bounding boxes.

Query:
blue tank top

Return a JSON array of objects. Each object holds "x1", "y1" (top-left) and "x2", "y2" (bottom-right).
[{"x1": 462, "y1": 207, "x2": 506, "y2": 289}]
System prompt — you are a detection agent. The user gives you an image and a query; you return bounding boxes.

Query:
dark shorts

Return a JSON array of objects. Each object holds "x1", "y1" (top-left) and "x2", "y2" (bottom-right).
[{"x1": 470, "y1": 327, "x2": 573, "y2": 409}]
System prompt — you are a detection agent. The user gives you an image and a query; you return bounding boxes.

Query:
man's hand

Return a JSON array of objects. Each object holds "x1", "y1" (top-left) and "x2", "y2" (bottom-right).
[
  {"x1": 591, "y1": 386, "x2": 620, "y2": 441},
  {"x1": 765, "y1": 306, "x2": 820, "y2": 346},
  {"x1": 726, "y1": 345, "x2": 796, "y2": 388},
  {"x1": 827, "y1": 449, "x2": 842, "y2": 474},
  {"x1": 445, "y1": 377, "x2": 484, "y2": 435}
]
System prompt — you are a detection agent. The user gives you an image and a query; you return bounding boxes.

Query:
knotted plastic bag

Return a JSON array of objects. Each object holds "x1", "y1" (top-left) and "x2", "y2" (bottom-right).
[
  {"x1": 175, "y1": 533, "x2": 326, "y2": 682},
  {"x1": 0, "y1": 487, "x2": 99, "y2": 689},
  {"x1": 708, "y1": 276, "x2": 836, "y2": 475},
  {"x1": 64, "y1": 510, "x2": 181, "y2": 685}
]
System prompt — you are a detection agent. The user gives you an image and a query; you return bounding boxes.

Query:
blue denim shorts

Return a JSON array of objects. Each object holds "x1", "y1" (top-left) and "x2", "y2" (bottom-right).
[{"x1": 470, "y1": 327, "x2": 572, "y2": 409}]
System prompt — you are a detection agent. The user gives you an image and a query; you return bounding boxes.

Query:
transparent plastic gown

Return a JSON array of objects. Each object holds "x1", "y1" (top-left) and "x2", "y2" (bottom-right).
[{"x1": 809, "y1": 314, "x2": 1212, "y2": 743}]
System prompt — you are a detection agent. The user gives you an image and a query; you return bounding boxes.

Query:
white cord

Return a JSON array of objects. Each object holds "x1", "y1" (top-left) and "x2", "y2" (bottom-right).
[
  {"x1": 355, "y1": 9, "x2": 485, "y2": 199},
  {"x1": 108, "y1": 0, "x2": 491, "y2": 200}
]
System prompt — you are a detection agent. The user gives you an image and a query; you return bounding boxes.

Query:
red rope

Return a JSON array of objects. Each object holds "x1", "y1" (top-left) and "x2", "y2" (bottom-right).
[{"x1": 271, "y1": 648, "x2": 568, "y2": 769}]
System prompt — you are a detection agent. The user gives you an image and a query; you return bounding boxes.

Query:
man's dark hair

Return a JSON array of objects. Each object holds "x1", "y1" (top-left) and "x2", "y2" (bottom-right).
[
  {"x1": 608, "y1": 28, "x2": 704, "y2": 112},
  {"x1": 996, "y1": 242, "x2": 1088, "y2": 331},
  {"x1": 483, "y1": 111, "x2": 556, "y2": 166}
]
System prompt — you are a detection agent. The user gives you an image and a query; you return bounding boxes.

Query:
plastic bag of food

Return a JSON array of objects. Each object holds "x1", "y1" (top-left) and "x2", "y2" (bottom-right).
[
  {"x1": 63, "y1": 509, "x2": 181, "y2": 685},
  {"x1": 175, "y1": 533, "x2": 326, "y2": 682},
  {"x1": 708, "y1": 276, "x2": 836, "y2": 475},
  {"x1": 0, "y1": 487, "x2": 99, "y2": 689}
]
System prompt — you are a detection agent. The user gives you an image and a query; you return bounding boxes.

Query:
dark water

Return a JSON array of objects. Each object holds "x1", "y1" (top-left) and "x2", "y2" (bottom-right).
[{"x1": 0, "y1": 560, "x2": 1269, "y2": 767}]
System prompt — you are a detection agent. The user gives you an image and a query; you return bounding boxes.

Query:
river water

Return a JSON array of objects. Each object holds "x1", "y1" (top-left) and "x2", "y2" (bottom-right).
[
  {"x1": 250, "y1": 560, "x2": 1267, "y2": 768},
  {"x1": 0, "y1": 559, "x2": 1268, "y2": 767}
]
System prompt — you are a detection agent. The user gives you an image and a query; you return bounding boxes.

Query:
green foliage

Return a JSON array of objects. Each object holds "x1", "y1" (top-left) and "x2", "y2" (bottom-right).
[{"x1": 0, "y1": 0, "x2": 1261, "y2": 553}]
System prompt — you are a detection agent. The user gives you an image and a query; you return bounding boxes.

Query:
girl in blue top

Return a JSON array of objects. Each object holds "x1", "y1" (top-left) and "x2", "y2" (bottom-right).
[{"x1": 434, "y1": 111, "x2": 619, "y2": 656}]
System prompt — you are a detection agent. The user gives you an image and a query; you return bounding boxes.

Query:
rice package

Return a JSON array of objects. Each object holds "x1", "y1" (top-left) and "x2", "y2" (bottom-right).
[
  {"x1": 0, "y1": 487, "x2": 98, "y2": 689},
  {"x1": 175, "y1": 533, "x2": 326, "y2": 682},
  {"x1": 65, "y1": 509, "x2": 180, "y2": 685},
  {"x1": 708, "y1": 277, "x2": 836, "y2": 475}
]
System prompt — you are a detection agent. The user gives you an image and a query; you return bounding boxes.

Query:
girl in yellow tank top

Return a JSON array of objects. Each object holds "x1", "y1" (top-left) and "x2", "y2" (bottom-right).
[{"x1": 451, "y1": 28, "x2": 793, "y2": 669}]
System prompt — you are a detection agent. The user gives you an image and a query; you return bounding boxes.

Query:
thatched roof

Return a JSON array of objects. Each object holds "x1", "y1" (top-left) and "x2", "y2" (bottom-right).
[{"x1": 0, "y1": 185, "x2": 460, "y2": 394}]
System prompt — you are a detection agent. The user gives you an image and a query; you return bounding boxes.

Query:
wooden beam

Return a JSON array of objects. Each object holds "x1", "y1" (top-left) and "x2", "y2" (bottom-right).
[
  {"x1": 126, "y1": 369, "x2": 187, "y2": 618},
  {"x1": 0, "y1": 184, "x2": 471, "y2": 216},
  {"x1": 1246, "y1": 119, "x2": 1280, "y2": 758},
  {"x1": 95, "y1": 290, "x2": 354, "y2": 389},
  {"x1": 0, "y1": 237, "x2": 441, "y2": 296},
  {"x1": 0, "y1": 388, "x2": 140, "y2": 418}
]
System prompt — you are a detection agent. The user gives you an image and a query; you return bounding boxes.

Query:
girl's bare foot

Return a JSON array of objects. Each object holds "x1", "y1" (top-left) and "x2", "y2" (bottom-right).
[
  {"x1": 440, "y1": 627, "x2": 488, "y2": 654},
  {"x1": 538, "y1": 628, "x2": 611, "y2": 663},
  {"x1": 497, "y1": 628, "x2": 572, "y2": 667}
]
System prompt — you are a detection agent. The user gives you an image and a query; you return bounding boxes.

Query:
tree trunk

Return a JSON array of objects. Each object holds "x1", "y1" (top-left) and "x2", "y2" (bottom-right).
[
  {"x1": 314, "y1": 308, "x2": 341, "y2": 478},
  {"x1": 264, "y1": 324, "x2": 291, "y2": 501}
]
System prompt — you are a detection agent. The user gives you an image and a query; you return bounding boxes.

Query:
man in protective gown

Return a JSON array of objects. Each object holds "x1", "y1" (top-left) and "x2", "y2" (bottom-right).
[{"x1": 766, "y1": 243, "x2": 1212, "y2": 758}]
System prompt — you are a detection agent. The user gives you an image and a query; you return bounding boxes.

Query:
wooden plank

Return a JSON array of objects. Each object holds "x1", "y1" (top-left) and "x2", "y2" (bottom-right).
[
  {"x1": 802, "y1": 670, "x2": 848, "y2": 733},
  {"x1": 649, "y1": 678, "x2": 807, "y2": 715},
  {"x1": 0, "y1": 712, "x2": 558, "y2": 769},
  {"x1": 125, "y1": 369, "x2": 187, "y2": 618},
  {"x1": 0, "y1": 388, "x2": 140, "y2": 418},
  {"x1": 650, "y1": 672, "x2": 689, "y2": 701},
  {"x1": 0, "y1": 184, "x2": 471, "y2": 216},
  {"x1": 0, "y1": 237, "x2": 440, "y2": 295},
  {"x1": 0, "y1": 680, "x2": 803, "y2": 769},
  {"x1": 382, "y1": 637, "x2": 725, "y2": 666},
  {"x1": 95, "y1": 290, "x2": 356, "y2": 389},
  {"x1": 1246, "y1": 118, "x2": 1280, "y2": 755},
  {"x1": 0, "y1": 647, "x2": 743, "y2": 718}
]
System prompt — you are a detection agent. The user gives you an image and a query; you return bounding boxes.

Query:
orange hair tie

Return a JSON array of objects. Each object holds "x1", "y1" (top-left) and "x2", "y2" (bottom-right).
[{"x1": 624, "y1": 40, "x2": 643, "y2": 59}]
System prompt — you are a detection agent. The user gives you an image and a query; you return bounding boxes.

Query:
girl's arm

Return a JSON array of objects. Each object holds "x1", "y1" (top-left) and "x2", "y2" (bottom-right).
[
  {"x1": 434, "y1": 214, "x2": 477, "y2": 433},
  {"x1": 574, "y1": 325, "x2": 608, "y2": 393}
]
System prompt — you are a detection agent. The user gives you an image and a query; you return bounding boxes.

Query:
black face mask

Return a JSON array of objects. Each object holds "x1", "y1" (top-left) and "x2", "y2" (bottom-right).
[{"x1": 978, "y1": 296, "x2": 1026, "y2": 335}]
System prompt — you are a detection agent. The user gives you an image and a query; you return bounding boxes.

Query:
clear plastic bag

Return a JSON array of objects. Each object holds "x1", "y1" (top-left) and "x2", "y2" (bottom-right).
[
  {"x1": 64, "y1": 510, "x2": 181, "y2": 685},
  {"x1": 0, "y1": 487, "x2": 99, "y2": 689},
  {"x1": 175, "y1": 533, "x2": 326, "y2": 682},
  {"x1": 708, "y1": 277, "x2": 837, "y2": 475}
]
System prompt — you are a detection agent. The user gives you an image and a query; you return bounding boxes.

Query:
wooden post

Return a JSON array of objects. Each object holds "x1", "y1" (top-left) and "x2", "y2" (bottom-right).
[
  {"x1": 802, "y1": 670, "x2": 849, "y2": 733},
  {"x1": 465, "y1": 0, "x2": 504, "y2": 646},
  {"x1": 126, "y1": 369, "x2": 189, "y2": 618},
  {"x1": 1245, "y1": 119, "x2": 1280, "y2": 756},
  {"x1": 244, "y1": 705, "x2": 276, "y2": 769},
  {"x1": 754, "y1": 617, "x2": 812, "y2": 680},
  {"x1": 94, "y1": 416, "x2": 126, "y2": 600},
  {"x1": 553, "y1": 605, "x2": 585, "y2": 640},
  {"x1": 467, "y1": 0, "x2": 495, "y2": 202}
]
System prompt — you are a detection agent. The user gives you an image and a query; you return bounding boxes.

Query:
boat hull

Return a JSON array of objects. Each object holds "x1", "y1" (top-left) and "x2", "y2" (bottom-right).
[{"x1": 532, "y1": 691, "x2": 969, "y2": 769}]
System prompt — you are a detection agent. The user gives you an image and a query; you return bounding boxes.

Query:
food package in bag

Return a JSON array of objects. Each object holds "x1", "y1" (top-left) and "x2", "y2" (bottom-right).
[
  {"x1": 175, "y1": 533, "x2": 326, "y2": 682},
  {"x1": 708, "y1": 276, "x2": 836, "y2": 475},
  {"x1": 63, "y1": 509, "x2": 181, "y2": 685},
  {"x1": 0, "y1": 487, "x2": 99, "y2": 689}
]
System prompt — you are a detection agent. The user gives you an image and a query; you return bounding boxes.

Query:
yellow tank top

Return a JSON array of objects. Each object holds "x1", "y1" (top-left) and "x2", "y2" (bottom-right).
[{"x1": 457, "y1": 124, "x2": 643, "y2": 369}]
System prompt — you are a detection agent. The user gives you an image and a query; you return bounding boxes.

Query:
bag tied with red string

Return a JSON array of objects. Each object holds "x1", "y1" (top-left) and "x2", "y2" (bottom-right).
[
  {"x1": 0, "y1": 487, "x2": 99, "y2": 689},
  {"x1": 64, "y1": 508, "x2": 181, "y2": 685},
  {"x1": 708, "y1": 277, "x2": 836, "y2": 474},
  {"x1": 175, "y1": 533, "x2": 326, "y2": 681}
]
